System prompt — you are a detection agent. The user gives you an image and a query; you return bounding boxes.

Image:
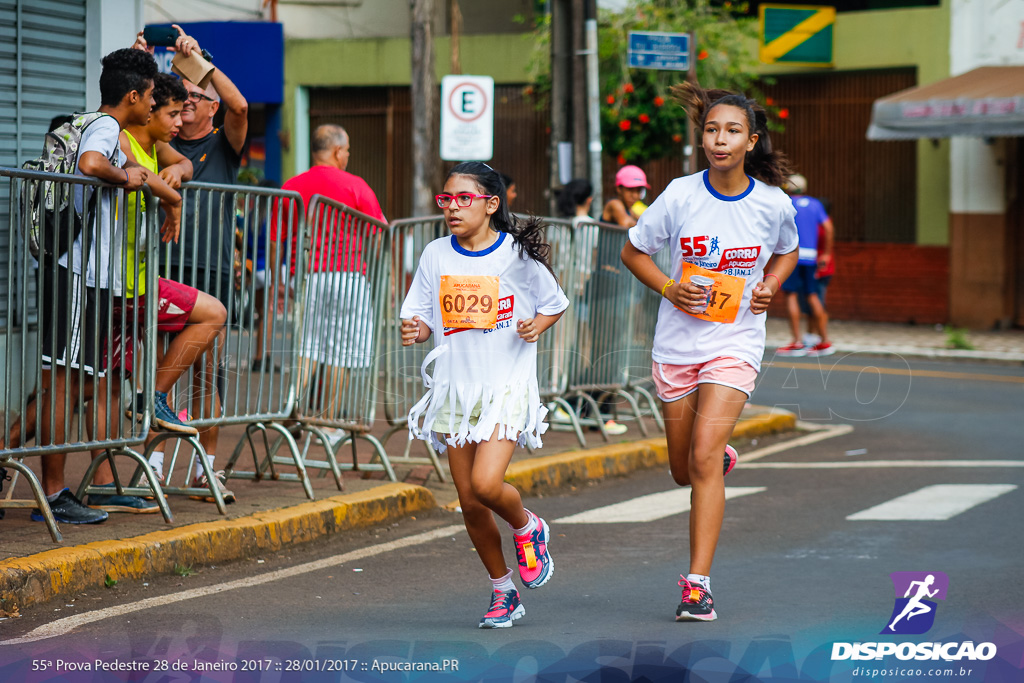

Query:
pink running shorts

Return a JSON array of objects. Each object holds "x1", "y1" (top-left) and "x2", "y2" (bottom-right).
[{"x1": 652, "y1": 357, "x2": 758, "y2": 401}]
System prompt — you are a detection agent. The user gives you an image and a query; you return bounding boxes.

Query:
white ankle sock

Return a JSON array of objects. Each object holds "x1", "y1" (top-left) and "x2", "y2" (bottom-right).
[
  {"x1": 194, "y1": 453, "x2": 216, "y2": 477},
  {"x1": 511, "y1": 510, "x2": 537, "y2": 536},
  {"x1": 147, "y1": 451, "x2": 165, "y2": 479},
  {"x1": 490, "y1": 569, "x2": 515, "y2": 593},
  {"x1": 687, "y1": 573, "x2": 711, "y2": 591}
]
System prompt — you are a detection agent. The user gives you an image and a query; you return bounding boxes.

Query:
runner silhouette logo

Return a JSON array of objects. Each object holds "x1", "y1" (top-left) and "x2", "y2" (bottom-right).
[{"x1": 881, "y1": 571, "x2": 949, "y2": 635}]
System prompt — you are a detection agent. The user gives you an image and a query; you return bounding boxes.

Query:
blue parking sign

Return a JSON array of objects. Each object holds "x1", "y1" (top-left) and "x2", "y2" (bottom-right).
[{"x1": 628, "y1": 31, "x2": 690, "y2": 71}]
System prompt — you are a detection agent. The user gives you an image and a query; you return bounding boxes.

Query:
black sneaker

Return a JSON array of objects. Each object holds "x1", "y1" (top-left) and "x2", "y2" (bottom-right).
[
  {"x1": 676, "y1": 577, "x2": 717, "y2": 622},
  {"x1": 153, "y1": 391, "x2": 199, "y2": 435},
  {"x1": 86, "y1": 483, "x2": 159, "y2": 514},
  {"x1": 31, "y1": 488, "x2": 109, "y2": 524}
]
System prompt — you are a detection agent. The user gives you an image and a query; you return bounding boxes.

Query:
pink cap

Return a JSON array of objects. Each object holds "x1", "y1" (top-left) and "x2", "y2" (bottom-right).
[{"x1": 615, "y1": 165, "x2": 650, "y2": 189}]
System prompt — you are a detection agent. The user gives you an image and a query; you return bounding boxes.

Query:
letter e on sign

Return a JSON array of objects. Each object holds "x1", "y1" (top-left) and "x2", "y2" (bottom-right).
[{"x1": 441, "y1": 75, "x2": 495, "y2": 161}]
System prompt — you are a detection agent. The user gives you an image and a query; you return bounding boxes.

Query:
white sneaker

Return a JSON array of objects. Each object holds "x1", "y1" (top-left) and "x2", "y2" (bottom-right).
[
  {"x1": 190, "y1": 470, "x2": 236, "y2": 504},
  {"x1": 803, "y1": 333, "x2": 822, "y2": 347},
  {"x1": 551, "y1": 407, "x2": 572, "y2": 424},
  {"x1": 603, "y1": 420, "x2": 628, "y2": 436},
  {"x1": 322, "y1": 427, "x2": 348, "y2": 449}
]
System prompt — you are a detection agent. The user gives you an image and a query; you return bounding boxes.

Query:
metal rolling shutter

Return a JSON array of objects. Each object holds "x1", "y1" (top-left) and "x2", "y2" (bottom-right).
[{"x1": 0, "y1": 0, "x2": 87, "y2": 328}]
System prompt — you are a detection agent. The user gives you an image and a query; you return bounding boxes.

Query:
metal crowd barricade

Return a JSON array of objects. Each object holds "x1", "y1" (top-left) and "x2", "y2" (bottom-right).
[
  {"x1": 379, "y1": 216, "x2": 448, "y2": 481},
  {"x1": 623, "y1": 245, "x2": 671, "y2": 431},
  {"x1": 153, "y1": 181, "x2": 313, "y2": 510},
  {"x1": 535, "y1": 217, "x2": 587, "y2": 447},
  {"x1": 0, "y1": 167, "x2": 169, "y2": 541},
  {"x1": 280, "y1": 194, "x2": 401, "y2": 482},
  {"x1": 564, "y1": 219, "x2": 657, "y2": 441}
]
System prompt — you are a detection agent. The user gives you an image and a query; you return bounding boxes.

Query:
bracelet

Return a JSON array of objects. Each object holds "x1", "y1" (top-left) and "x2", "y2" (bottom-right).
[
  {"x1": 763, "y1": 273, "x2": 781, "y2": 290},
  {"x1": 660, "y1": 279, "x2": 676, "y2": 298},
  {"x1": 122, "y1": 168, "x2": 130, "y2": 185}
]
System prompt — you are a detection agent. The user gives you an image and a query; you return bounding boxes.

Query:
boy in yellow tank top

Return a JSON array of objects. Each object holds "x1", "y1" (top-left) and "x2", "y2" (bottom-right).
[{"x1": 119, "y1": 73, "x2": 232, "y2": 503}]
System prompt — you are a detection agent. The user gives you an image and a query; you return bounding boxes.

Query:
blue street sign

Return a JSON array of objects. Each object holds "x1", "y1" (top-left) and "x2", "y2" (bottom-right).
[{"x1": 628, "y1": 31, "x2": 690, "y2": 71}]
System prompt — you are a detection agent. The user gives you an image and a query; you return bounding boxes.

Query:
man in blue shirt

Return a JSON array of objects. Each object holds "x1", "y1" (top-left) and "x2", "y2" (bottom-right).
[{"x1": 776, "y1": 174, "x2": 835, "y2": 357}]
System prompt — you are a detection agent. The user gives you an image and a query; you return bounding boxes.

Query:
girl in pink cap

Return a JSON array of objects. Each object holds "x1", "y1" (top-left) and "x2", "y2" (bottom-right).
[{"x1": 602, "y1": 164, "x2": 650, "y2": 228}]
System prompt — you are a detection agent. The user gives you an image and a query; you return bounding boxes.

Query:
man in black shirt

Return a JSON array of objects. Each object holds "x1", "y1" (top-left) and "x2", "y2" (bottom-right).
[{"x1": 166, "y1": 24, "x2": 248, "y2": 503}]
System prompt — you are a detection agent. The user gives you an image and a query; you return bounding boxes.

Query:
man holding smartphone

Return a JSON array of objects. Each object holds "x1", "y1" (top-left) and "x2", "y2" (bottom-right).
[{"x1": 136, "y1": 24, "x2": 248, "y2": 502}]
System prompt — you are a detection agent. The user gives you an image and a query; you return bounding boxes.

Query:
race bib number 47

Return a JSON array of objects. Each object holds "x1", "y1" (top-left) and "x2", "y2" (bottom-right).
[
  {"x1": 439, "y1": 275, "x2": 500, "y2": 329},
  {"x1": 679, "y1": 262, "x2": 745, "y2": 324}
]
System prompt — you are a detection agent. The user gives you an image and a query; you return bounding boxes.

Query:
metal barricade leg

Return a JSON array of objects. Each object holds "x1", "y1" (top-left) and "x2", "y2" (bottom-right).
[
  {"x1": 79, "y1": 447, "x2": 173, "y2": 523},
  {"x1": 1, "y1": 457, "x2": 62, "y2": 542},
  {"x1": 336, "y1": 432, "x2": 397, "y2": 482},
  {"x1": 615, "y1": 389, "x2": 649, "y2": 438},
  {"x1": 549, "y1": 396, "x2": 587, "y2": 447},
  {"x1": 631, "y1": 384, "x2": 665, "y2": 432},
  {"x1": 379, "y1": 424, "x2": 447, "y2": 483}
]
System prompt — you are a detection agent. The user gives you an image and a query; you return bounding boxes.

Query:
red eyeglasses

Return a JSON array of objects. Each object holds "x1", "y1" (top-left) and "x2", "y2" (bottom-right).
[{"x1": 435, "y1": 193, "x2": 493, "y2": 209}]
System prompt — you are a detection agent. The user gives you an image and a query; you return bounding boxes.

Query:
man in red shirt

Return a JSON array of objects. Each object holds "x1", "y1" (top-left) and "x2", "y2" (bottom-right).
[{"x1": 271, "y1": 124, "x2": 385, "y2": 443}]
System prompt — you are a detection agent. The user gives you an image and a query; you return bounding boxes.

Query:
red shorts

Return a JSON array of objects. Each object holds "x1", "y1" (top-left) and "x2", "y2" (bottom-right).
[
  {"x1": 107, "y1": 278, "x2": 199, "y2": 375},
  {"x1": 652, "y1": 357, "x2": 758, "y2": 401},
  {"x1": 150, "y1": 278, "x2": 199, "y2": 333}
]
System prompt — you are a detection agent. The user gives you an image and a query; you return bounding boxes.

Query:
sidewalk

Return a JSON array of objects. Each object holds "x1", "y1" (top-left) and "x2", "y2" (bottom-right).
[
  {"x1": 766, "y1": 317, "x2": 1024, "y2": 362},
  {"x1": 2, "y1": 318, "x2": 1021, "y2": 615}
]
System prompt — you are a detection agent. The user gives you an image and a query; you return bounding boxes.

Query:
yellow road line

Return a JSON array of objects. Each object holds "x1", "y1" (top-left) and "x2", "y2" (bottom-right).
[
  {"x1": 768, "y1": 361, "x2": 1024, "y2": 384},
  {"x1": 762, "y1": 9, "x2": 834, "y2": 62}
]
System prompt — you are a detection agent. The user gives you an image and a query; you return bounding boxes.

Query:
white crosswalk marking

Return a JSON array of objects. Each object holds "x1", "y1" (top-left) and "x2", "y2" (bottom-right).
[
  {"x1": 554, "y1": 487, "x2": 766, "y2": 524},
  {"x1": 846, "y1": 484, "x2": 1017, "y2": 521}
]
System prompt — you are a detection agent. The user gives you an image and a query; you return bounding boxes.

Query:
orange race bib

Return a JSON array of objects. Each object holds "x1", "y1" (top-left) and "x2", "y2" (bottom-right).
[
  {"x1": 439, "y1": 275, "x2": 500, "y2": 329},
  {"x1": 678, "y1": 262, "x2": 746, "y2": 324}
]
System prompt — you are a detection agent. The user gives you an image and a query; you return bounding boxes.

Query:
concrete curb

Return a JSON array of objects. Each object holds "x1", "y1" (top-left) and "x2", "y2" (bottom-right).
[
  {"x1": 0, "y1": 408, "x2": 796, "y2": 612},
  {"x1": 0, "y1": 483, "x2": 436, "y2": 613},
  {"x1": 506, "y1": 408, "x2": 797, "y2": 495}
]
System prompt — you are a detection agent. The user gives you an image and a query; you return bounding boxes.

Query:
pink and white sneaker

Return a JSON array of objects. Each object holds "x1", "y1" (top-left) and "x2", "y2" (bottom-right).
[
  {"x1": 723, "y1": 445, "x2": 738, "y2": 476},
  {"x1": 479, "y1": 588, "x2": 525, "y2": 628},
  {"x1": 513, "y1": 511, "x2": 554, "y2": 589}
]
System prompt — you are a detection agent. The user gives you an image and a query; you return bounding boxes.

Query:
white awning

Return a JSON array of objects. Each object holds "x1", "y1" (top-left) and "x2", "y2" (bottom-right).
[{"x1": 867, "y1": 66, "x2": 1024, "y2": 140}]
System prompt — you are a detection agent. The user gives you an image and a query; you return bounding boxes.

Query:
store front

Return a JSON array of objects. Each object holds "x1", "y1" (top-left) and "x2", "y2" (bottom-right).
[{"x1": 868, "y1": 66, "x2": 1024, "y2": 328}]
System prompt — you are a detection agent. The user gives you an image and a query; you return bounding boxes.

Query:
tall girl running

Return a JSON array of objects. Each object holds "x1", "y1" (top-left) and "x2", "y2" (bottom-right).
[
  {"x1": 620, "y1": 83, "x2": 799, "y2": 621},
  {"x1": 401, "y1": 162, "x2": 569, "y2": 628}
]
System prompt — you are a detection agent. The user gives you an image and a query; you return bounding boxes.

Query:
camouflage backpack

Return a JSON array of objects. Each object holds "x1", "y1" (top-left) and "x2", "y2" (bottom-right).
[{"x1": 22, "y1": 112, "x2": 120, "y2": 260}]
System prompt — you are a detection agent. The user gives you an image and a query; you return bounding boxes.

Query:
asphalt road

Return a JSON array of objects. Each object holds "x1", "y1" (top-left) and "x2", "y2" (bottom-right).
[{"x1": 1, "y1": 354, "x2": 1022, "y2": 682}]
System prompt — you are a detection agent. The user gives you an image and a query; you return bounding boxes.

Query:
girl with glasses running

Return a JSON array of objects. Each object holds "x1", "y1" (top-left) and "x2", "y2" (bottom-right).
[
  {"x1": 621, "y1": 82, "x2": 799, "y2": 621},
  {"x1": 401, "y1": 161, "x2": 569, "y2": 628}
]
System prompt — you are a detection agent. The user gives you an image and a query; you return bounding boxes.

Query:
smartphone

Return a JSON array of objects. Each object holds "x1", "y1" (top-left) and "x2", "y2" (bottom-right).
[{"x1": 143, "y1": 25, "x2": 179, "y2": 47}]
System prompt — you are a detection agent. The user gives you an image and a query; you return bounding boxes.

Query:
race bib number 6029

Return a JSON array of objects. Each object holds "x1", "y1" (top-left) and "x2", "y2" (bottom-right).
[{"x1": 439, "y1": 275, "x2": 500, "y2": 329}]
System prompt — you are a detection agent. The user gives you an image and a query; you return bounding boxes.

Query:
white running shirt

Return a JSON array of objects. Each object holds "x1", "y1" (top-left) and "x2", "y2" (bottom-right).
[
  {"x1": 401, "y1": 231, "x2": 570, "y2": 451},
  {"x1": 628, "y1": 171, "x2": 798, "y2": 372}
]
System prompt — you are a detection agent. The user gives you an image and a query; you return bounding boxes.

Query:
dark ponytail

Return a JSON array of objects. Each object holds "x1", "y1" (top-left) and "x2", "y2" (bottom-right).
[
  {"x1": 446, "y1": 162, "x2": 555, "y2": 275},
  {"x1": 670, "y1": 81, "x2": 792, "y2": 187}
]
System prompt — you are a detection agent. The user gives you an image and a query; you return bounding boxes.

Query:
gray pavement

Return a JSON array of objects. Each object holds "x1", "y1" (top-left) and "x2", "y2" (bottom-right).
[{"x1": 0, "y1": 351, "x2": 1021, "y2": 683}]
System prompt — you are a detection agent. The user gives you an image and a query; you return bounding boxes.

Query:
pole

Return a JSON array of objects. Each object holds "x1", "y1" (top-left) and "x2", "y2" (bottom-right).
[
  {"x1": 450, "y1": 0, "x2": 462, "y2": 74},
  {"x1": 584, "y1": 6, "x2": 601, "y2": 216},
  {"x1": 411, "y1": 0, "x2": 439, "y2": 216},
  {"x1": 550, "y1": 0, "x2": 572, "y2": 214},
  {"x1": 685, "y1": 30, "x2": 699, "y2": 176}
]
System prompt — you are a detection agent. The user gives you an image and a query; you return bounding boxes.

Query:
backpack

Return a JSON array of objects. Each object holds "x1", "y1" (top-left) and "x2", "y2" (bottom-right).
[{"x1": 22, "y1": 112, "x2": 119, "y2": 261}]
